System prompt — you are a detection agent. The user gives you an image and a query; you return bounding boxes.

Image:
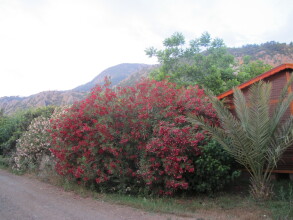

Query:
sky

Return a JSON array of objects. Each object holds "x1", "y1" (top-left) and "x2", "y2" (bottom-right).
[{"x1": 0, "y1": 0, "x2": 292, "y2": 97}]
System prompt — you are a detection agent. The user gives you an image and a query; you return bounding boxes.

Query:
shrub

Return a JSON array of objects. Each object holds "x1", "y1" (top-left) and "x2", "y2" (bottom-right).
[
  {"x1": 12, "y1": 107, "x2": 64, "y2": 172},
  {"x1": 0, "y1": 106, "x2": 55, "y2": 156},
  {"x1": 49, "y1": 79, "x2": 222, "y2": 195},
  {"x1": 13, "y1": 116, "x2": 51, "y2": 171},
  {"x1": 188, "y1": 140, "x2": 240, "y2": 194}
]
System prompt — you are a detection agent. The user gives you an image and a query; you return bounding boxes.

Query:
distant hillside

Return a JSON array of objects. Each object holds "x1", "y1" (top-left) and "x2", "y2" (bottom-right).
[
  {"x1": 0, "y1": 91, "x2": 86, "y2": 115},
  {"x1": 0, "y1": 63, "x2": 154, "y2": 114},
  {"x1": 73, "y1": 63, "x2": 151, "y2": 92},
  {"x1": 117, "y1": 64, "x2": 158, "y2": 87},
  {"x1": 228, "y1": 41, "x2": 293, "y2": 67}
]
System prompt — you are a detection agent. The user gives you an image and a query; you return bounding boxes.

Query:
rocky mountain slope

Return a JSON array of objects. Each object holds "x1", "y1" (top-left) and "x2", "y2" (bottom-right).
[
  {"x1": 228, "y1": 41, "x2": 293, "y2": 67},
  {"x1": 0, "y1": 91, "x2": 85, "y2": 115},
  {"x1": 73, "y1": 63, "x2": 151, "y2": 92},
  {"x1": 117, "y1": 64, "x2": 158, "y2": 87},
  {"x1": 0, "y1": 63, "x2": 152, "y2": 114}
]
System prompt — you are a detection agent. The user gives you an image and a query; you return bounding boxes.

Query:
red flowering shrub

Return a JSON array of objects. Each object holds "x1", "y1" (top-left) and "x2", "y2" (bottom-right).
[{"x1": 49, "y1": 79, "x2": 219, "y2": 195}]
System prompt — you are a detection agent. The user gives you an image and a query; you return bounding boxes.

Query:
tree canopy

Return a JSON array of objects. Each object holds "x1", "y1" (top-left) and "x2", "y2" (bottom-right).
[{"x1": 146, "y1": 32, "x2": 272, "y2": 95}]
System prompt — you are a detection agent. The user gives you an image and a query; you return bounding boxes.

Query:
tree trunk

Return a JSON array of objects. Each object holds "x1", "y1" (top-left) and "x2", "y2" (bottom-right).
[{"x1": 250, "y1": 176, "x2": 273, "y2": 200}]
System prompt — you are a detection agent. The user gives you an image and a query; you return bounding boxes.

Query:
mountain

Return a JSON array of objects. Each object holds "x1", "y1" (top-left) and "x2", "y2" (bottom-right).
[
  {"x1": 117, "y1": 64, "x2": 158, "y2": 87},
  {"x1": 0, "y1": 91, "x2": 86, "y2": 115},
  {"x1": 0, "y1": 63, "x2": 153, "y2": 115},
  {"x1": 228, "y1": 41, "x2": 293, "y2": 67},
  {"x1": 73, "y1": 63, "x2": 151, "y2": 92}
]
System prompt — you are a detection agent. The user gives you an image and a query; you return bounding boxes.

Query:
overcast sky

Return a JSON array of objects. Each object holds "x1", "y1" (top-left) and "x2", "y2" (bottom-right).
[{"x1": 0, "y1": 0, "x2": 292, "y2": 97}]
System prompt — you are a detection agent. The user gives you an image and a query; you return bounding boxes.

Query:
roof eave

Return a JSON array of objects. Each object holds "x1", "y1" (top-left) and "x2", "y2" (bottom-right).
[{"x1": 217, "y1": 63, "x2": 293, "y2": 100}]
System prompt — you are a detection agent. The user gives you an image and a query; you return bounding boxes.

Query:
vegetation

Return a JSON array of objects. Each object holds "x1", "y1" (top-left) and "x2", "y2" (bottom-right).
[
  {"x1": 12, "y1": 107, "x2": 66, "y2": 173},
  {"x1": 146, "y1": 32, "x2": 273, "y2": 95},
  {"x1": 0, "y1": 155, "x2": 9, "y2": 169},
  {"x1": 189, "y1": 79, "x2": 293, "y2": 200},
  {"x1": 191, "y1": 140, "x2": 240, "y2": 194},
  {"x1": 235, "y1": 56, "x2": 272, "y2": 82},
  {"x1": 0, "y1": 106, "x2": 55, "y2": 156},
  {"x1": 49, "y1": 79, "x2": 238, "y2": 195},
  {"x1": 145, "y1": 32, "x2": 236, "y2": 94}
]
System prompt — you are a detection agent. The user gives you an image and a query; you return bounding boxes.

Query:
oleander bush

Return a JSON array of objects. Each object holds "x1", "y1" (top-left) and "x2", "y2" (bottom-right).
[{"x1": 49, "y1": 79, "x2": 238, "y2": 195}]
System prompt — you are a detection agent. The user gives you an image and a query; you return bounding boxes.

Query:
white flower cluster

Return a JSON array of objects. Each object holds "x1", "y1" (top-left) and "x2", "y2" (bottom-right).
[
  {"x1": 13, "y1": 106, "x2": 69, "y2": 171},
  {"x1": 13, "y1": 116, "x2": 51, "y2": 171}
]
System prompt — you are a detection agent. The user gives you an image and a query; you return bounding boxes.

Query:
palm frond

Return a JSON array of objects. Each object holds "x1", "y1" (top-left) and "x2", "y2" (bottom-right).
[
  {"x1": 234, "y1": 88, "x2": 249, "y2": 132},
  {"x1": 267, "y1": 116, "x2": 293, "y2": 167},
  {"x1": 245, "y1": 82, "x2": 271, "y2": 154},
  {"x1": 190, "y1": 78, "x2": 293, "y2": 200},
  {"x1": 188, "y1": 115, "x2": 251, "y2": 167}
]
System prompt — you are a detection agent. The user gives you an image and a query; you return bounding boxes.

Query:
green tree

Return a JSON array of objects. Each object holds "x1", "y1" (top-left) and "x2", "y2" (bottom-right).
[
  {"x1": 145, "y1": 32, "x2": 236, "y2": 94},
  {"x1": 189, "y1": 78, "x2": 293, "y2": 200},
  {"x1": 236, "y1": 56, "x2": 272, "y2": 83}
]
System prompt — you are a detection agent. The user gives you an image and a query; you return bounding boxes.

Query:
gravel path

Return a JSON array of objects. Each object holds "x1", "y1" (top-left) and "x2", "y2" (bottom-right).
[{"x1": 0, "y1": 169, "x2": 193, "y2": 220}]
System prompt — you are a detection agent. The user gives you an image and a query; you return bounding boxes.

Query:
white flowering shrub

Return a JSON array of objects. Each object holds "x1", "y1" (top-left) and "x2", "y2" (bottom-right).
[
  {"x1": 13, "y1": 106, "x2": 69, "y2": 172},
  {"x1": 13, "y1": 116, "x2": 51, "y2": 171}
]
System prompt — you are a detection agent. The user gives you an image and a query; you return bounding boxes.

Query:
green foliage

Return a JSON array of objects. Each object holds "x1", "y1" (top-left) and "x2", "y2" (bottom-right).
[
  {"x1": 146, "y1": 33, "x2": 277, "y2": 95},
  {"x1": 189, "y1": 78, "x2": 293, "y2": 200},
  {"x1": 187, "y1": 140, "x2": 240, "y2": 194},
  {"x1": 0, "y1": 155, "x2": 9, "y2": 168},
  {"x1": 0, "y1": 106, "x2": 55, "y2": 156},
  {"x1": 145, "y1": 32, "x2": 236, "y2": 94},
  {"x1": 235, "y1": 56, "x2": 272, "y2": 83},
  {"x1": 0, "y1": 113, "x2": 22, "y2": 155}
]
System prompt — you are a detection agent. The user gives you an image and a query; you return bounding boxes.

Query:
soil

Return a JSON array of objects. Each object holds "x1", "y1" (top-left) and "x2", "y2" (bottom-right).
[{"x1": 0, "y1": 169, "x2": 270, "y2": 220}]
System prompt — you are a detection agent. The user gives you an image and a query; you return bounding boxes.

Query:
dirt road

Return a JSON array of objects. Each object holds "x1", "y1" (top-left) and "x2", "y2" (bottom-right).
[
  {"x1": 0, "y1": 169, "x2": 195, "y2": 220},
  {"x1": 0, "y1": 169, "x2": 271, "y2": 220}
]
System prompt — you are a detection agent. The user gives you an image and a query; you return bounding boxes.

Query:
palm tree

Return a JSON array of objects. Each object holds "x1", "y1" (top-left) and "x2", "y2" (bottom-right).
[{"x1": 189, "y1": 78, "x2": 293, "y2": 200}]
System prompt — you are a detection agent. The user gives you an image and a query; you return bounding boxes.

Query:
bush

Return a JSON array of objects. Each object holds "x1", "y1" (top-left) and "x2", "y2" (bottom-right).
[
  {"x1": 13, "y1": 116, "x2": 52, "y2": 172},
  {"x1": 0, "y1": 106, "x2": 55, "y2": 156},
  {"x1": 0, "y1": 155, "x2": 9, "y2": 168},
  {"x1": 188, "y1": 140, "x2": 240, "y2": 194},
  {"x1": 12, "y1": 107, "x2": 64, "y2": 173},
  {"x1": 50, "y1": 79, "x2": 228, "y2": 195}
]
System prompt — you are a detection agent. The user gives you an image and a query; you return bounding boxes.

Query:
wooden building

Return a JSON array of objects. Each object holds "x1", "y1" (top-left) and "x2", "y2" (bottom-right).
[{"x1": 217, "y1": 63, "x2": 293, "y2": 175}]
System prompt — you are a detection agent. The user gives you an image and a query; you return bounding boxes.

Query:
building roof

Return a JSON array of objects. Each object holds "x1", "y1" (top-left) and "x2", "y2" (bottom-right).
[{"x1": 217, "y1": 63, "x2": 293, "y2": 100}]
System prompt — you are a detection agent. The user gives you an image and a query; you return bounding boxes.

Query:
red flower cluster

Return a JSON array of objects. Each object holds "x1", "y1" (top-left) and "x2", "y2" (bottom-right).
[{"x1": 49, "y1": 79, "x2": 218, "y2": 195}]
